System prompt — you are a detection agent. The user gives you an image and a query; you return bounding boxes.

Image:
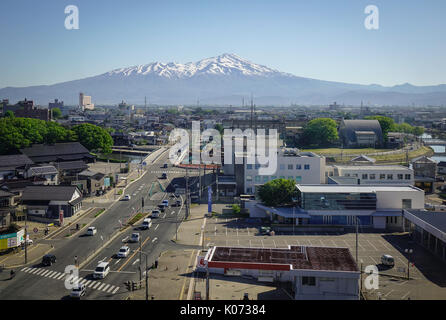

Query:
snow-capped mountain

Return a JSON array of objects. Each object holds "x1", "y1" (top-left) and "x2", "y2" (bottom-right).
[
  {"x1": 1, "y1": 53, "x2": 445, "y2": 106},
  {"x1": 105, "y1": 53, "x2": 292, "y2": 79}
]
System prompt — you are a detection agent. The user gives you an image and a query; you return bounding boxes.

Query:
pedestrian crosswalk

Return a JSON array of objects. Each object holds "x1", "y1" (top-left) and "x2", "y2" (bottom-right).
[
  {"x1": 150, "y1": 170, "x2": 184, "y2": 174},
  {"x1": 20, "y1": 267, "x2": 120, "y2": 294}
]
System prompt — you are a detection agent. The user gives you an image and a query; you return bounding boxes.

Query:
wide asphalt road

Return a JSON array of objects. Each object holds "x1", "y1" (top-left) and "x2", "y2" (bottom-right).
[{"x1": 0, "y1": 149, "x2": 199, "y2": 300}]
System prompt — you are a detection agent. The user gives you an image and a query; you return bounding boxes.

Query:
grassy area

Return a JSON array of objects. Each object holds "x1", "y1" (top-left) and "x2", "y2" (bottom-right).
[
  {"x1": 302, "y1": 148, "x2": 388, "y2": 155},
  {"x1": 94, "y1": 209, "x2": 105, "y2": 218},
  {"x1": 128, "y1": 213, "x2": 144, "y2": 225},
  {"x1": 117, "y1": 189, "x2": 123, "y2": 195}
]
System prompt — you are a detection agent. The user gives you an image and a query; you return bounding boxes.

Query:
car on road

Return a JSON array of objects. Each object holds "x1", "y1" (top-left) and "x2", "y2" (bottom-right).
[
  {"x1": 130, "y1": 232, "x2": 140, "y2": 243},
  {"x1": 94, "y1": 261, "x2": 110, "y2": 279},
  {"x1": 158, "y1": 204, "x2": 165, "y2": 212},
  {"x1": 163, "y1": 163, "x2": 168, "y2": 168},
  {"x1": 42, "y1": 254, "x2": 56, "y2": 266},
  {"x1": 381, "y1": 254, "x2": 395, "y2": 267},
  {"x1": 151, "y1": 210, "x2": 160, "y2": 218},
  {"x1": 161, "y1": 172, "x2": 167, "y2": 179},
  {"x1": 117, "y1": 246, "x2": 130, "y2": 258},
  {"x1": 70, "y1": 283, "x2": 86, "y2": 299},
  {"x1": 175, "y1": 199, "x2": 181, "y2": 207},
  {"x1": 123, "y1": 194, "x2": 131, "y2": 201},
  {"x1": 162, "y1": 199, "x2": 169, "y2": 207},
  {"x1": 86, "y1": 226, "x2": 97, "y2": 236},
  {"x1": 21, "y1": 238, "x2": 33, "y2": 247},
  {"x1": 142, "y1": 218, "x2": 152, "y2": 230}
]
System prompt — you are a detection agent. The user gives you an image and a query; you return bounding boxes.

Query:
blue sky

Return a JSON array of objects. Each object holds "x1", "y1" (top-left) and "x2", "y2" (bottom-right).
[{"x1": 1, "y1": 0, "x2": 445, "y2": 88}]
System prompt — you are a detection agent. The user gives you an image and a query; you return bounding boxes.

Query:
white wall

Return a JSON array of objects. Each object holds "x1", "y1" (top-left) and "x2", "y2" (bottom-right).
[{"x1": 376, "y1": 190, "x2": 424, "y2": 210}]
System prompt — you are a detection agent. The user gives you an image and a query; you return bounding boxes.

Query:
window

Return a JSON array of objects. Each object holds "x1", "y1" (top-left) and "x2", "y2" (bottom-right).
[
  {"x1": 280, "y1": 164, "x2": 285, "y2": 170},
  {"x1": 362, "y1": 174, "x2": 368, "y2": 180},
  {"x1": 288, "y1": 176, "x2": 294, "y2": 180},
  {"x1": 405, "y1": 174, "x2": 411, "y2": 180},
  {"x1": 271, "y1": 176, "x2": 277, "y2": 180},
  {"x1": 304, "y1": 164, "x2": 310, "y2": 170},
  {"x1": 380, "y1": 174, "x2": 386, "y2": 180},
  {"x1": 397, "y1": 174, "x2": 403, "y2": 180},
  {"x1": 302, "y1": 276, "x2": 316, "y2": 286},
  {"x1": 246, "y1": 175, "x2": 252, "y2": 181},
  {"x1": 279, "y1": 176, "x2": 285, "y2": 179},
  {"x1": 247, "y1": 164, "x2": 252, "y2": 170},
  {"x1": 288, "y1": 164, "x2": 293, "y2": 170},
  {"x1": 402, "y1": 199, "x2": 412, "y2": 209},
  {"x1": 255, "y1": 176, "x2": 261, "y2": 183},
  {"x1": 247, "y1": 188, "x2": 252, "y2": 193},
  {"x1": 255, "y1": 164, "x2": 261, "y2": 170},
  {"x1": 387, "y1": 174, "x2": 393, "y2": 180},
  {"x1": 296, "y1": 176, "x2": 302, "y2": 182},
  {"x1": 263, "y1": 176, "x2": 269, "y2": 182},
  {"x1": 345, "y1": 173, "x2": 350, "y2": 177},
  {"x1": 370, "y1": 174, "x2": 376, "y2": 180},
  {"x1": 296, "y1": 164, "x2": 302, "y2": 170}
]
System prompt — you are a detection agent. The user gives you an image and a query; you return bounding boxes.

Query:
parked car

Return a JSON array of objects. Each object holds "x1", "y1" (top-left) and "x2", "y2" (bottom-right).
[
  {"x1": 162, "y1": 200, "x2": 169, "y2": 207},
  {"x1": 151, "y1": 210, "x2": 160, "y2": 218},
  {"x1": 161, "y1": 172, "x2": 167, "y2": 179},
  {"x1": 130, "y1": 232, "x2": 140, "y2": 243},
  {"x1": 117, "y1": 246, "x2": 130, "y2": 258},
  {"x1": 175, "y1": 199, "x2": 182, "y2": 207},
  {"x1": 142, "y1": 218, "x2": 152, "y2": 230},
  {"x1": 42, "y1": 254, "x2": 56, "y2": 266},
  {"x1": 123, "y1": 194, "x2": 131, "y2": 201},
  {"x1": 86, "y1": 226, "x2": 97, "y2": 236},
  {"x1": 21, "y1": 239, "x2": 33, "y2": 247},
  {"x1": 381, "y1": 254, "x2": 395, "y2": 267},
  {"x1": 93, "y1": 261, "x2": 110, "y2": 279},
  {"x1": 163, "y1": 163, "x2": 168, "y2": 168},
  {"x1": 70, "y1": 283, "x2": 86, "y2": 299},
  {"x1": 158, "y1": 204, "x2": 165, "y2": 212}
]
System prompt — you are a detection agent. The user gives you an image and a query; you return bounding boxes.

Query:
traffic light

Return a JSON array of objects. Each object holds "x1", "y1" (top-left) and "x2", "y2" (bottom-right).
[
  {"x1": 132, "y1": 281, "x2": 137, "y2": 291},
  {"x1": 125, "y1": 281, "x2": 131, "y2": 291}
]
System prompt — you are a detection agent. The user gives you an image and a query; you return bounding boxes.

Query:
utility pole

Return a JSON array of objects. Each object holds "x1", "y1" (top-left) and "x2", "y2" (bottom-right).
[
  {"x1": 24, "y1": 211, "x2": 28, "y2": 264},
  {"x1": 139, "y1": 237, "x2": 142, "y2": 286},
  {"x1": 145, "y1": 255, "x2": 149, "y2": 300},
  {"x1": 355, "y1": 217, "x2": 359, "y2": 263},
  {"x1": 185, "y1": 167, "x2": 190, "y2": 219},
  {"x1": 206, "y1": 266, "x2": 210, "y2": 300},
  {"x1": 216, "y1": 170, "x2": 219, "y2": 201},
  {"x1": 198, "y1": 165, "x2": 202, "y2": 203}
]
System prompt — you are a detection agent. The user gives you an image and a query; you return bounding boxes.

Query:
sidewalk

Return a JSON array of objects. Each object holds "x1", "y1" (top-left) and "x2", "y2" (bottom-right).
[{"x1": 0, "y1": 243, "x2": 54, "y2": 269}]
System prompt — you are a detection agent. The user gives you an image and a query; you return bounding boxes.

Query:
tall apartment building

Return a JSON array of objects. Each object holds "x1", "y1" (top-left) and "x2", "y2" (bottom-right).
[{"x1": 79, "y1": 93, "x2": 94, "y2": 111}]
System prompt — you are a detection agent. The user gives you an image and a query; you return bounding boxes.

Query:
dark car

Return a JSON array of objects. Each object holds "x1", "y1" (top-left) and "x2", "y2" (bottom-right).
[{"x1": 42, "y1": 254, "x2": 56, "y2": 266}]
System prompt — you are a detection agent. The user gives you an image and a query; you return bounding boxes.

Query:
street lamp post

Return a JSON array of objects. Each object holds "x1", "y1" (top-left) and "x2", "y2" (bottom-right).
[{"x1": 405, "y1": 248, "x2": 413, "y2": 280}]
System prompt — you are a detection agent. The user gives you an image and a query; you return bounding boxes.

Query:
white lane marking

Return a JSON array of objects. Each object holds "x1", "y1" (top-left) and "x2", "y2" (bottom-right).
[
  {"x1": 98, "y1": 257, "x2": 107, "y2": 263},
  {"x1": 273, "y1": 240, "x2": 277, "y2": 248},
  {"x1": 132, "y1": 259, "x2": 140, "y2": 266},
  {"x1": 84, "y1": 280, "x2": 93, "y2": 287},
  {"x1": 152, "y1": 237, "x2": 158, "y2": 243},
  {"x1": 29, "y1": 268, "x2": 40, "y2": 274},
  {"x1": 154, "y1": 224, "x2": 159, "y2": 231},
  {"x1": 40, "y1": 270, "x2": 51, "y2": 277},
  {"x1": 384, "y1": 290, "x2": 394, "y2": 297},
  {"x1": 102, "y1": 284, "x2": 111, "y2": 292},
  {"x1": 44, "y1": 270, "x2": 56, "y2": 277},
  {"x1": 35, "y1": 269, "x2": 46, "y2": 275},
  {"x1": 93, "y1": 282, "x2": 101, "y2": 289},
  {"x1": 369, "y1": 256, "x2": 377, "y2": 264},
  {"x1": 367, "y1": 239, "x2": 378, "y2": 251},
  {"x1": 163, "y1": 214, "x2": 166, "y2": 219},
  {"x1": 112, "y1": 286, "x2": 120, "y2": 294},
  {"x1": 56, "y1": 273, "x2": 65, "y2": 280},
  {"x1": 114, "y1": 260, "x2": 121, "y2": 265},
  {"x1": 401, "y1": 291, "x2": 411, "y2": 300},
  {"x1": 80, "y1": 278, "x2": 88, "y2": 285},
  {"x1": 97, "y1": 283, "x2": 106, "y2": 291},
  {"x1": 21, "y1": 267, "x2": 30, "y2": 272},
  {"x1": 106, "y1": 285, "x2": 115, "y2": 293},
  {"x1": 122, "y1": 236, "x2": 129, "y2": 242}
]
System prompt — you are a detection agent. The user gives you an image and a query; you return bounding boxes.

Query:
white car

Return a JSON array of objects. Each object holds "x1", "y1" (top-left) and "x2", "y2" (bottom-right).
[
  {"x1": 117, "y1": 246, "x2": 130, "y2": 258},
  {"x1": 151, "y1": 210, "x2": 160, "y2": 218},
  {"x1": 123, "y1": 195, "x2": 131, "y2": 201},
  {"x1": 130, "y1": 232, "x2": 140, "y2": 243},
  {"x1": 381, "y1": 254, "x2": 395, "y2": 267},
  {"x1": 21, "y1": 239, "x2": 33, "y2": 246},
  {"x1": 93, "y1": 261, "x2": 110, "y2": 279},
  {"x1": 86, "y1": 227, "x2": 97, "y2": 236},
  {"x1": 142, "y1": 218, "x2": 152, "y2": 230},
  {"x1": 70, "y1": 283, "x2": 86, "y2": 299}
]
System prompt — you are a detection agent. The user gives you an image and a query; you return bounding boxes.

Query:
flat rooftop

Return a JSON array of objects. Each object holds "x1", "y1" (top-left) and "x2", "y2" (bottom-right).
[
  {"x1": 208, "y1": 245, "x2": 358, "y2": 272},
  {"x1": 296, "y1": 184, "x2": 420, "y2": 193},
  {"x1": 405, "y1": 210, "x2": 446, "y2": 235},
  {"x1": 334, "y1": 165, "x2": 412, "y2": 171}
]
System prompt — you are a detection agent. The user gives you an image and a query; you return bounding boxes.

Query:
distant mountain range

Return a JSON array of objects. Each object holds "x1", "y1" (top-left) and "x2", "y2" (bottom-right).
[{"x1": 1, "y1": 53, "x2": 446, "y2": 106}]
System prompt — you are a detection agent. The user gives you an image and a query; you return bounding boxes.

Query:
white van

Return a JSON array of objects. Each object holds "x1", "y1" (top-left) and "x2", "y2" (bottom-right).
[
  {"x1": 93, "y1": 261, "x2": 110, "y2": 279},
  {"x1": 151, "y1": 210, "x2": 160, "y2": 218},
  {"x1": 381, "y1": 254, "x2": 395, "y2": 267},
  {"x1": 86, "y1": 227, "x2": 97, "y2": 236},
  {"x1": 142, "y1": 218, "x2": 152, "y2": 230}
]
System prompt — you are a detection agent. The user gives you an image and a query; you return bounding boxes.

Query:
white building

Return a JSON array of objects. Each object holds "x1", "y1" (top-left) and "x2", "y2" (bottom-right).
[
  {"x1": 201, "y1": 245, "x2": 360, "y2": 300},
  {"x1": 243, "y1": 148, "x2": 325, "y2": 195},
  {"x1": 251, "y1": 184, "x2": 424, "y2": 230},
  {"x1": 326, "y1": 165, "x2": 414, "y2": 185},
  {"x1": 79, "y1": 93, "x2": 94, "y2": 111}
]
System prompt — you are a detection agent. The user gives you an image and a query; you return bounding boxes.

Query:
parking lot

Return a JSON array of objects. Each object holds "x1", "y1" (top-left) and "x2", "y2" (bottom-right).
[{"x1": 203, "y1": 216, "x2": 446, "y2": 300}]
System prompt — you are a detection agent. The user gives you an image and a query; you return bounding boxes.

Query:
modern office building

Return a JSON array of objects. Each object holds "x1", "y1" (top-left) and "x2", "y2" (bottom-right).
[
  {"x1": 326, "y1": 165, "x2": 414, "y2": 185},
  {"x1": 79, "y1": 92, "x2": 94, "y2": 111},
  {"x1": 251, "y1": 184, "x2": 424, "y2": 230}
]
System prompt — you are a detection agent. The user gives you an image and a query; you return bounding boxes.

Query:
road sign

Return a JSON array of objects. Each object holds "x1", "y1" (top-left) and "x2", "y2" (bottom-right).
[{"x1": 33, "y1": 227, "x2": 38, "y2": 233}]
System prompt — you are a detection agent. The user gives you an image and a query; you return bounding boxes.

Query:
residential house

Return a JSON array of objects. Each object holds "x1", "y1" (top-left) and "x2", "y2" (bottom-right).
[
  {"x1": 0, "y1": 154, "x2": 34, "y2": 180},
  {"x1": 20, "y1": 142, "x2": 95, "y2": 164}
]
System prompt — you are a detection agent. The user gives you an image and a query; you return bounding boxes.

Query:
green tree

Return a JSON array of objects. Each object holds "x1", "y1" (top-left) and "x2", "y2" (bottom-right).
[
  {"x1": 4, "y1": 110, "x2": 14, "y2": 118},
  {"x1": 301, "y1": 118, "x2": 338, "y2": 147},
  {"x1": 215, "y1": 123, "x2": 224, "y2": 136},
  {"x1": 72, "y1": 123, "x2": 114, "y2": 154},
  {"x1": 51, "y1": 108, "x2": 62, "y2": 119},
  {"x1": 257, "y1": 178, "x2": 297, "y2": 207},
  {"x1": 364, "y1": 116, "x2": 395, "y2": 141},
  {"x1": 413, "y1": 126, "x2": 424, "y2": 136}
]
